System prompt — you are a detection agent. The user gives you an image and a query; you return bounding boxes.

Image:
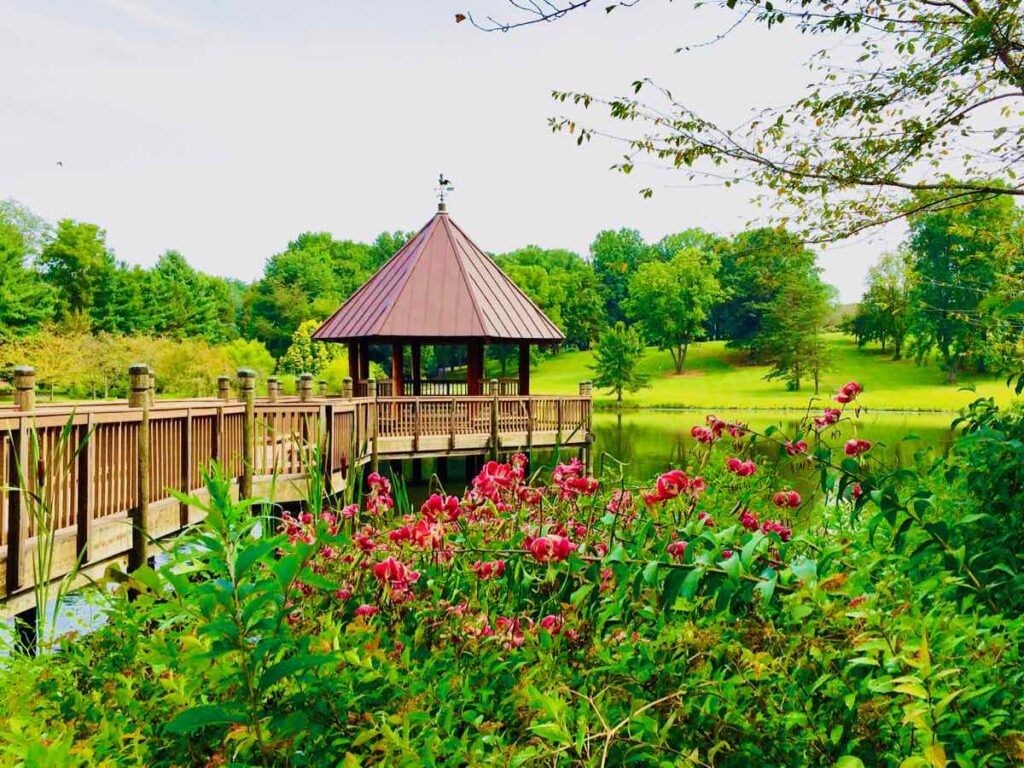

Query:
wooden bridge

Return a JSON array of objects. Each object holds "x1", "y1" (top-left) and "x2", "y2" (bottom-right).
[{"x1": 0, "y1": 367, "x2": 592, "y2": 618}]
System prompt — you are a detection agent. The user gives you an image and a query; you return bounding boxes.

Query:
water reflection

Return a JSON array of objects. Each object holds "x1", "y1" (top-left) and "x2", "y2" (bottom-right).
[{"x1": 591, "y1": 409, "x2": 956, "y2": 481}]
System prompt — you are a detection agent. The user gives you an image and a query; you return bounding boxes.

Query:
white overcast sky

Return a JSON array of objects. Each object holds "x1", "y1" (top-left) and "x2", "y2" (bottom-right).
[{"x1": 0, "y1": 0, "x2": 901, "y2": 302}]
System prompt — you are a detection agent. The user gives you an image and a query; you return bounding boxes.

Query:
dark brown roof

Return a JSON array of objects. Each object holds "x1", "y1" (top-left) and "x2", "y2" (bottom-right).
[{"x1": 313, "y1": 210, "x2": 564, "y2": 344}]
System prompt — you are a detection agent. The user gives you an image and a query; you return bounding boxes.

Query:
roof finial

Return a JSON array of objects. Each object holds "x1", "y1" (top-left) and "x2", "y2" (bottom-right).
[{"x1": 436, "y1": 173, "x2": 454, "y2": 212}]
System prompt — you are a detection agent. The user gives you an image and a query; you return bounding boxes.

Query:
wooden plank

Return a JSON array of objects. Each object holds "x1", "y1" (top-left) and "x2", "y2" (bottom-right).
[
  {"x1": 76, "y1": 414, "x2": 94, "y2": 561},
  {"x1": 5, "y1": 418, "x2": 27, "y2": 594},
  {"x1": 180, "y1": 410, "x2": 191, "y2": 528}
]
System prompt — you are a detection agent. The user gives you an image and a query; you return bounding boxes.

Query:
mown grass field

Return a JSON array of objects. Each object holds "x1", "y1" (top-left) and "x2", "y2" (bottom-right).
[{"x1": 531, "y1": 334, "x2": 1020, "y2": 411}]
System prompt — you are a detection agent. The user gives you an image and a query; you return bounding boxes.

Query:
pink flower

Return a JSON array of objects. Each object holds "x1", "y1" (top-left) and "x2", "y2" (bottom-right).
[
  {"x1": 666, "y1": 540, "x2": 688, "y2": 560},
  {"x1": 726, "y1": 457, "x2": 742, "y2": 473},
  {"x1": 421, "y1": 493, "x2": 461, "y2": 522},
  {"x1": 471, "y1": 559, "x2": 506, "y2": 580},
  {"x1": 834, "y1": 381, "x2": 862, "y2": 403},
  {"x1": 773, "y1": 490, "x2": 801, "y2": 509},
  {"x1": 335, "y1": 588, "x2": 352, "y2": 600},
  {"x1": 852, "y1": 483, "x2": 863, "y2": 499},
  {"x1": 721, "y1": 549, "x2": 733, "y2": 560},
  {"x1": 785, "y1": 440, "x2": 808, "y2": 456},
  {"x1": 538, "y1": 615, "x2": 563, "y2": 634},
  {"x1": 697, "y1": 511, "x2": 715, "y2": 527},
  {"x1": 814, "y1": 408, "x2": 842, "y2": 428},
  {"x1": 526, "y1": 535, "x2": 576, "y2": 563},
  {"x1": 690, "y1": 426, "x2": 716, "y2": 444},
  {"x1": 844, "y1": 438, "x2": 872, "y2": 457},
  {"x1": 740, "y1": 509, "x2": 759, "y2": 532},
  {"x1": 354, "y1": 604, "x2": 379, "y2": 618},
  {"x1": 372, "y1": 556, "x2": 420, "y2": 589},
  {"x1": 761, "y1": 519, "x2": 793, "y2": 542},
  {"x1": 656, "y1": 469, "x2": 689, "y2": 500}
]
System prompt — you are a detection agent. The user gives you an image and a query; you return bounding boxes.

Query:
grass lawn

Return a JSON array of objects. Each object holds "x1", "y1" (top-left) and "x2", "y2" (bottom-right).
[{"x1": 530, "y1": 334, "x2": 1020, "y2": 412}]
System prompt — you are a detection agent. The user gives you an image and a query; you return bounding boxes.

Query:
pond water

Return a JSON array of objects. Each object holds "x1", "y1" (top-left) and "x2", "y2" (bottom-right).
[{"x1": 589, "y1": 408, "x2": 957, "y2": 481}]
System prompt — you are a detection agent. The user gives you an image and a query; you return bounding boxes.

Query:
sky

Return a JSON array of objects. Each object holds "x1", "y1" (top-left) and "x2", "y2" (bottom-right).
[{"x1": 0, "y1": 0, "x2": 902, "y2": 302}]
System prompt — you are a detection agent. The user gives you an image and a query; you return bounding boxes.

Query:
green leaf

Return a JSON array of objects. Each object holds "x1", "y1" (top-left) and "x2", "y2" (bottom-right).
[
  {"x1": 642, "y1": 560, "x2": 660, "y2": 586},
  {"x1": 235, "y1": 539, "x2": 277, "y2": 580},
  {"x1": 836, "y1": 757, "x2": 865, "y2": 768},
  {"x1": 259, "y1": 654, "x2": 336, "y2": 692},
  {"x1": 529, "y1": 722, "x2": 570, "y2": 744},
  {"x1": 165, "y1": 704, "x2": 247, "y2": 734},
  {"x1": 679, "y1": 567, "x2": 705, "y2": 599}
]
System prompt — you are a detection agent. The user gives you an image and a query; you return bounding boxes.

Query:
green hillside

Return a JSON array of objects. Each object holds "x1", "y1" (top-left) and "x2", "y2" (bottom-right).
[{"x1": 532, "y1": 334, "x2": 1019, "y2": 411}]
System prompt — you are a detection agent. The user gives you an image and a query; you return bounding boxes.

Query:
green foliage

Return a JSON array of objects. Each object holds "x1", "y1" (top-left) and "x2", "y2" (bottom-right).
[
  {"x1": 907, "y1": 195, "x2": 1023, "y2": 382},
  {"x1": 279, "y1": 319, "x2": 338, "y2": 377},
  {"x1": 759, "y1": 269, "x2": 836, "y2": 392},
  {"x1": 38, "y1": 219, "x2": 115, "y2": 319},
  {"x1": 849, "y1": 251, "x2": 915, "y2": 360},
  {"x1": 627, "y1": 247, "x2": 724, "y2": 373},
  {"x1": 589, "y1": 228, "x2": 652, "y2": 323},
  {"x1": 591, "y1": 321, "x2": 649, "y2": 402},
  {"x1": 0, "y1": 217, "x2": 55, "y2": 337}
]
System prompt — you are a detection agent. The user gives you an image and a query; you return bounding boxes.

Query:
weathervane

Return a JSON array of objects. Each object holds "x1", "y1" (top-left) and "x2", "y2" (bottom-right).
[{"x1": 436, "y1": 173, "x2": 454, "y2": 212}]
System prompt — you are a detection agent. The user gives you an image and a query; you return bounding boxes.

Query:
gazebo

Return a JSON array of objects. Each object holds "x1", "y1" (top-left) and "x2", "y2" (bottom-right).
[{"x1": 313, "y1": 203, "x2": 564, "y2": 396}]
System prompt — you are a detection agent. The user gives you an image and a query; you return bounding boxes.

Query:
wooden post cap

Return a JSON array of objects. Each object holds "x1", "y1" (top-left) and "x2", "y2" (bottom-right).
[
  {"x1": 128, "y1": 363, "x2": 150, "y2": 407},
  {"x1": 318, "y1": 380, "x2": 327, "y2": 394},
  {"x1": 237, "y1": 368, "x2": 256, "y2": 387},
  {"x1": 13, "y1": 365, "x2": 35, "y2": 383},
  {"x1": 299, "y1": 373, "x2": 313, "y2": 381},
  {"x1": 489, "y1": 378, "x2": 499, "y2": 396}
]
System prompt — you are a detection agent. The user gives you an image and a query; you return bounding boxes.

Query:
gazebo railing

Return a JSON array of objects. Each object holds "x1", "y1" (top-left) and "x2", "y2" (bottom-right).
[{"x1": 355, "y1": 378, "x2": 520, "y2": 398}]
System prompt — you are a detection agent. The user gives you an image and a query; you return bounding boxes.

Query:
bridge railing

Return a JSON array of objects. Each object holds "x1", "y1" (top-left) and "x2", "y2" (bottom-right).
[{"x1": 0, "y1": 367, "x2": 591, "y2": 613}]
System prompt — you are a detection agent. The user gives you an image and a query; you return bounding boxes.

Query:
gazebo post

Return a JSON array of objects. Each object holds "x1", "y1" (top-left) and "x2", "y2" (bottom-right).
[
  {"x1": 391, "y1": 342, "x2": 405, "y2": 396},
  {"x1": 358, "y1": 341, "x2": 370, "y2": 382},
  {"x1": 518, "y1": 342, "x2": 530, "y2": 396},
  {"x1": 467, "y1": 340, "x2": 484, "y2": 396},
  {"x1": 411, "y1": 344, "x2": 422, "y2": 396},
  {"x1": 347, "y1": 342, "x2": 359, "y2": 385}
]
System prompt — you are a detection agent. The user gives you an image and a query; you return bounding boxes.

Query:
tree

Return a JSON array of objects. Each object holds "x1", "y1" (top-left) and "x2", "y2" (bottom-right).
[
  {"x1": 759, "y1": 271, "x2": 835, "y2": 392},
  {"x1": 0, "y1": 218, "x2": 55, "y2": 337},
  {"x1": 711, "y1": 228, "x2": 820, "y2": 357},
  {"x1": 907, "y1": 195, "x2": 1022, "y2": 382},
  {"x1": 590, "y1": 229, "x2": 651, "y2": 323},
  {"x1": 851, "y1": 251, "x2": 915, "y2": 360},
  {"x1": 626, "y1": 248, "x2": 723, "y2": 373},
  {"x1": 38, "y1": 219, "x2": 115, "y2": 318},
  {"x1": 279, "y1": 319, "x2": 338, "y2": 376},
  {"x1": 509, "y1": 0, "x2": 1024, "y2": 243},
  {"x1": 591, "y1": 322, "x2": 649, "y2": 403}
]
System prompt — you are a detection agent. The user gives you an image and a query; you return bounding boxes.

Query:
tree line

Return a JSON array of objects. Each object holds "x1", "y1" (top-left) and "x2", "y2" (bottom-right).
[{"x1": 1, "y1": 194, "x2": 1020, "y2": 397}]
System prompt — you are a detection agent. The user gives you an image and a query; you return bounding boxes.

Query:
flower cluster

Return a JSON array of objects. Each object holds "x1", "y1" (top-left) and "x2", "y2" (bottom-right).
[
  {"x1": 726, "y1": 457, "x2": 757, "y2": 476},
  {"x1": 773, "y1": 490, "x2": 802, "y2": 509}
]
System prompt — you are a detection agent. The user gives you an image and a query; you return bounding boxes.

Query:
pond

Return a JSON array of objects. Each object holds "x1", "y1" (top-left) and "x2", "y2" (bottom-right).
[{"x1": 589, "y1": 408, "x2": 957, "y2": 481}]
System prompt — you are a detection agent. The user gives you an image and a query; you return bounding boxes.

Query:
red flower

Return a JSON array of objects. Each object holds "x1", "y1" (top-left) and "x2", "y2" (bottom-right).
[
  {"x1": 526, "y1": 534, "x2": 576, "y2": 563},
  {"x1": 844, "y1": 438, "x2": 872, "y2": 457},
  {"x1": 761, "y1": 519, "x2": 793, "y2": 542},
  {"x1": 740, "y1": 509, "x2": 760, "y2": 532},
  {"x1": 335, "y1": 588, "x2": 352, "y2": 600},
  {"x1": 690, "y1": 426, "x2": 716, "y2": 444},
  {"x1": 471, "y1": 559, "x2": 506, "y2": 580},
  {"x1": 697, "y1": 511, "x2": 715, "y2": 527},
  {"x1": 538, "y1": 614, "x2": 563, "y2": 634},
  {"x1": 834, "y1": 381, "x2": 862, "y2": 403},
  {"x1": 372, "y1": 556, "x2": 420, "y2": 589},
  {"x1": 773, "y1": 490, "x2": 801, "y2": 508},
  {"x1": 785, "y1": 440, "x2": 808, "y2": 456},
  {"x1": 814, "y1": 408, "x2": 841, "y2": 428},
  {"x1": 656, "y1": 469, "x2": 689, "y2": 500},
  {"x1": 726, "y1": 457, "x2": 757, "y2": 477},
  {"x1": 666, "y1": 540, "x2": 688, "y2": 559},
  {"x1": 852, "y1": 483, "x2": 864, "y2": 499},
  {"x1": 421, "y1": 493, "x2": 461, "y2": 522},
  {"x1": 354, "y1": 604, "x2": 379, "y2": 618}
]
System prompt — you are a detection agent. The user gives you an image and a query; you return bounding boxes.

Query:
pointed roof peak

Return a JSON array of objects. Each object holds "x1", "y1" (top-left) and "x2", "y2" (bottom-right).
[{"x1": 313, "y1": 209, "x2": 564, "y2": 344}]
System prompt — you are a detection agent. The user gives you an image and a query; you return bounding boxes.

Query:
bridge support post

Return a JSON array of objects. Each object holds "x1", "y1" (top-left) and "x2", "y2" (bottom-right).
[
  {"x1": 14, "y1": 605, "x2": 37, "y2": 656},
  {"x1": 342, "y1": 377, "x2": 353, "y2": 399},
  {"x1": 128, "y1": 363, "x2": 150, "y2": 572},
  {"x1": 368, "y1": 379, "x2": 379, "y2": 474},
  {"x1": 318, "y1": 380, "x2": 328, "y2": 398},
  {"x1": 489, "y1": 378, "x2": 500, "y2": 461},
  {"x1": 579, "y1": 381, "x2": 593, "y2": 475},
  {"x1": 148, "y1": 372, "x2": 156, "y2": 406},
  {"x1": 238, "y1": 369, "x2": 256, "y2": 499},
  {"x1": 218, "y1": 375, "x2": 231, "y2": 401},
  {"x1": 267, "y1": 377, "x2": 279, "y2": 403}
]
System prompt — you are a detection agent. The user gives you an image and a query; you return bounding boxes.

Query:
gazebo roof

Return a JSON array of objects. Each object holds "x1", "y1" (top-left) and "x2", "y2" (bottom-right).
[{"x1": 313, "y1": 209, "x2": 564, "y2": 344}]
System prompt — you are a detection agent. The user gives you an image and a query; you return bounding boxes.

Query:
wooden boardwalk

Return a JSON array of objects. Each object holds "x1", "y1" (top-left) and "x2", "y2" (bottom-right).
[{"x1": 0, "y1": 372, "x2": 591, "y2": 616}]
